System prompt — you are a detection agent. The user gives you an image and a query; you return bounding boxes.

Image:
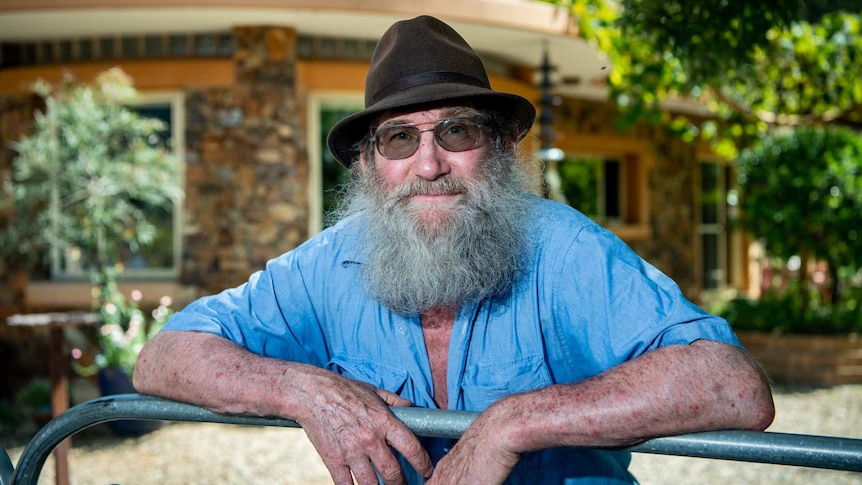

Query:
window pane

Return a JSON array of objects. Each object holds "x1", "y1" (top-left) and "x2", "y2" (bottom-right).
[
  {"x1": 701, "y1": 233, "x2": 721, "y2": 289},
  {"x1": 53, "y1": 99, "x2": 179, "y2": 278},
  {"x1": 320, "y1": 107, "x2": 357, "y2": 227},
  {"x1": 701, "y1": 163, "x2": 720, "y2": 224},
  {"x1": 558, "y1": 157, "x2": 600, "y2": 217},
  {"x1": 603, "y1": 159, "x2": 621, "y2": 220},
  {"x1": 122, "y1": 103, "x2": 176, "y2": 272},
  {"x1": 558, "y1": 156, "x2": 625, "y2": 223}
]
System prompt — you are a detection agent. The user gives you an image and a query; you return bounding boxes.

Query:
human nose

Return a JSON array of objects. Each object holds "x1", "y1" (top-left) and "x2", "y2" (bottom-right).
[{"x1": 412, "y1": 130, "x2": 450, "y2": 180}]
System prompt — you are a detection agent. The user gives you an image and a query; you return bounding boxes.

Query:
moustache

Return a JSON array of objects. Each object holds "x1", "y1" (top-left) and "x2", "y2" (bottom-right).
[{"x1": 391, "y1": 177, "x2": 470, "y2": 202}]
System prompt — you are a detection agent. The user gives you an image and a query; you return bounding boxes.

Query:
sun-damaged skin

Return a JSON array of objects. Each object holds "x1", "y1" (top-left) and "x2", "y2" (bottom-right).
[
  {"x1": 423, "y1": 338, "x2": 774, "y2": 485},
  {"x1": 134, "y1": 106, "x2": 775, "y2": 485},
  {"x1": 135, "y1": 330, "x2": 433, "y2": 485}
]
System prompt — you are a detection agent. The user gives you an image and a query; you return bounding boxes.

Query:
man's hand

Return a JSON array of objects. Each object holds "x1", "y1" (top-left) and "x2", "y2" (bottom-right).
[
  {"x1": 295, "y1": 370, "x2": 433, "y2": 485},
  {"x1": 135, "y1": 332, "x2": 432, "y2": 485},
  {"x1": 426, "y1": 401, "x2": 521, "y2": 485}
]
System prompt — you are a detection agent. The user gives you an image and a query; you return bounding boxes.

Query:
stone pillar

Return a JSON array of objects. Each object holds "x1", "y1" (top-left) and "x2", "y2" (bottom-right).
[
  {"x1": 181, "y1": 26, "x2": 308, "y2": 297},
  {"x1": 642, "y1": 126, "x2": 699, "y2": 299},
  {"x1": 0, "y1": 95, "x2": 38, "y2": 323}
]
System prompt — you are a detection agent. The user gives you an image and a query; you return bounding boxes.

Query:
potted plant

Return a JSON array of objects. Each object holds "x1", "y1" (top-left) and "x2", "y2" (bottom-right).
[
  {"x1": 14, "y1": 379, "x2": 52, "y2": 427},
  {"x1": 72, "y1": 268, "x2": 174, "y2": 435}
]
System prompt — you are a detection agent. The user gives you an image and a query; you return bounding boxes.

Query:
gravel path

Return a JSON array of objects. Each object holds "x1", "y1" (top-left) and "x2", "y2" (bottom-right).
[{"x1": 3, "y1": 384, "x2": 861, "y2": 484}]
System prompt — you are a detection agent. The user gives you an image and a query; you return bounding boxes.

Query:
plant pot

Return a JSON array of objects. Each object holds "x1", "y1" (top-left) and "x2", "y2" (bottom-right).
[{"x1": 97, "y1": 367, "x2": 162, "y2": 436}]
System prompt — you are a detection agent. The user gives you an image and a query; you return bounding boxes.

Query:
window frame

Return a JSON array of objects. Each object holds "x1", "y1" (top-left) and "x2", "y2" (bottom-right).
[
  {"x1": 50, "y1": 91, "x2": 186, "y2": 281},
  {"x1": 307, "y1": 92, "x2": 363, "y2": 236},
  {"x1": 555, "y1": 154, "x2": 628, "y2": 225},
  {"x1": 696, "y1": 158, "x2": 737, "y2": 292},
  {"x1": 553, "y1": 134, "x2": 653, "y2": 242}
]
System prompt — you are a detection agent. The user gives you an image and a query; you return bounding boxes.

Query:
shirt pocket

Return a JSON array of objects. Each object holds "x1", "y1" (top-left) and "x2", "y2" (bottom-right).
[
  {"x1": 326, "y1": 356, "x2": 411, "y2": 396},
  {"x1": 460, "y1": 355, "x2": 552, "y2": 411}
]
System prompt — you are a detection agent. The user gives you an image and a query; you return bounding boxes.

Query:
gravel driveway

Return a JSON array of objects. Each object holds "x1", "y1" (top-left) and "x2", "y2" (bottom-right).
[{"x1": 4, "y1": 384, "x2": 861, "y2": 484}]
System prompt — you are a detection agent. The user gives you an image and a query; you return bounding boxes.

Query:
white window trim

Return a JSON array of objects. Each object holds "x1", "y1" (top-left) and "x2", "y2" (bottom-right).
[
  {"x1": 307, "y1": 92, "x2": 363, "y2": 236},
  {"x1": 697, "y1": 160, "x2": 729, "y2": 291}
]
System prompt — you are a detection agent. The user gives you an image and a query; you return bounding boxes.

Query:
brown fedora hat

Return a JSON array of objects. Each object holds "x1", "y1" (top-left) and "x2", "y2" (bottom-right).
[{"x1": 326, "y1": 15, "x2": 536, "y2": 167}]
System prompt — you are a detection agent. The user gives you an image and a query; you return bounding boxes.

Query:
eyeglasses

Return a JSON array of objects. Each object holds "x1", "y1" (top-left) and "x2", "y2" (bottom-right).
[{"x1": 371, "y1": 117, "x2": 487, "y2": 160}]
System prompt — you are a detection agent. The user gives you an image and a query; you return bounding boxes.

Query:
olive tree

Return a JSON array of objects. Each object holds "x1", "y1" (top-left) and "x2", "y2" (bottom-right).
[{"x1": 1, "y1": 68, "x2": 182, "y2": 276}]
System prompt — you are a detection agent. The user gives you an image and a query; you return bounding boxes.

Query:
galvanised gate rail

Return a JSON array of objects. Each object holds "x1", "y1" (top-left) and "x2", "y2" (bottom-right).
[{"x1": 3, "y1": 393, "x2": 862, "y2": 484}]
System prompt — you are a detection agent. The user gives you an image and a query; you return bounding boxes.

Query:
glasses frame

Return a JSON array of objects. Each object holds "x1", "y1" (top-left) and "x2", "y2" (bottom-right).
[{"x1": 371, "y1": 117, "x2": 488, "y2": 160}]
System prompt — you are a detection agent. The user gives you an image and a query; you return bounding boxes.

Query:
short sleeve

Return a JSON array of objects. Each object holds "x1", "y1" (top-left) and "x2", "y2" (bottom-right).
[
  {"x1": 549, "y1": 223, "x2": 741, "y2": 376},
  {"x1": 162, "y1": 250, "x2": 329, "y2": 367}
]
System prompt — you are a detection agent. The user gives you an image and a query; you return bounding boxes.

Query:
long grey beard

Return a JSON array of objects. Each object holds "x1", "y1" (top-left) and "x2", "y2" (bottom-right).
[{"x1": 333, "y1": 153, "x2": 531, "y2": 315}]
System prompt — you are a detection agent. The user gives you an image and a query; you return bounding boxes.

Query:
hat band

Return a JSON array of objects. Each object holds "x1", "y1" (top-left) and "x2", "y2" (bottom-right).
[{"x1": 370, "y1": 71, "x2": 488, "y2": 105}]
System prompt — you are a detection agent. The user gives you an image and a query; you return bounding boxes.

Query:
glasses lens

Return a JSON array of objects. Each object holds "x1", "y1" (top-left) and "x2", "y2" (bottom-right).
[
  {"x1": 376, "y1": 125, "x2": 420, "y2": 159},
  {"x1": 435, "y1": 119, "x2": 484, "y2": 152}
]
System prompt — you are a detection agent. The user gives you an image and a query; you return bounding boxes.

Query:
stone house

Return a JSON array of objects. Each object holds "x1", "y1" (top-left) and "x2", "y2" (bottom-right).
[{"x1": 0, "y1": 0, "x2": 749, "y2": 322}]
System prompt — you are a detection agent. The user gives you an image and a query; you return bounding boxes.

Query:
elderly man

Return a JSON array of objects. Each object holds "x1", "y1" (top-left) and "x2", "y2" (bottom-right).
[{"x1": 135, "y1": 15, "x2": 774, "y2": 485}]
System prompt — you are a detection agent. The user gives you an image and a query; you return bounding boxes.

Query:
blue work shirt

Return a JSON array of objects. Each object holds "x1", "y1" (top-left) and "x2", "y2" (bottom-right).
[{"x1": 164, "y1": 196, "x2": 741, "y2": 484}]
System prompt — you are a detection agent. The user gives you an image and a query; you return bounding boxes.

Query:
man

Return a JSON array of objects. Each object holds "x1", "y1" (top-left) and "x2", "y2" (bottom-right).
[{"x1": 135, "y1": 15, "x2": 774, "y2": 485}]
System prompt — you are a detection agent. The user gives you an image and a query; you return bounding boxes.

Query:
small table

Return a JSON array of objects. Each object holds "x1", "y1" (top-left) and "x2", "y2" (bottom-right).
[{"x1": 7, "y1": 312, "x2": 99, "y2": 485}]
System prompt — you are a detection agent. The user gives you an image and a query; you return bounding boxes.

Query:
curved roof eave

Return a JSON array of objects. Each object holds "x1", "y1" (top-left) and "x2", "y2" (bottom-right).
[{"x1": 0, "y1": 0, "x2": 612, "y2": 89}]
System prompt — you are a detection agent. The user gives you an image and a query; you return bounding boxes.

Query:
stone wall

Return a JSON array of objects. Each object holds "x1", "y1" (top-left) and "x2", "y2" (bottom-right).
[
  {"x1": 641, "y1": 124, "x2": 699, "y2": 299},
  {"x1": 180, "y1": 26, "x2": 309, "y2": 298},
  {"x1": 0, "y1": 95, "x2": 38, "y2": 325}
]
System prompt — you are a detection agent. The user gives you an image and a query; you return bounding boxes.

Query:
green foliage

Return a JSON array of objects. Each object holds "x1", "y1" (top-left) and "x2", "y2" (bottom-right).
[
  {"x1": 73, "y1": 267, "x2": 174, "y2": 377},
  {"x1": 14, "y1": 380, "x2": 51, "y2": 409},
  {"x1": 0, "y1": 399, "x2": 27, "y2": 430},
  {"x1": 0, "y1": 68, "x2": 182, "y2": 273},
  {"x1": 538, "y1": 0, "x2": 862, "y2": 157},
  {"x1": 716, "y1": 285, "x2": 862, "y2": 334},
  {"x1": 558, "y1": 158, "x2": 599, "y2": 216},
  {"x1": 736, "y1": 126, "x2": 862, "y2": 282}
]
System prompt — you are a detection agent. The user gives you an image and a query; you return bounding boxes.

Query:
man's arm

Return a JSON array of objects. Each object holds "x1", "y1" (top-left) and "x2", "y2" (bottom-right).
[
  {"x1": 427, "y1": 339, "x2": 774, "y2": 484},
  {"x1": 134, "y1": 330, "x2": 432, "y2": 485}
]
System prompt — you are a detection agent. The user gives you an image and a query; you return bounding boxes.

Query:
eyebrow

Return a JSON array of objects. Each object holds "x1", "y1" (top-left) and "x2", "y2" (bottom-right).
[{"x1": 376, "y1": 107, "x2": 477, "y2": 129}]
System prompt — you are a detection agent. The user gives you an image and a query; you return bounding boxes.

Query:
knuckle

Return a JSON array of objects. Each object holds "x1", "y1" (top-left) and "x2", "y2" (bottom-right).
[
  {"x1": 398, "y1": 437, "x2": 424, "y2": 458},
  {"x1": 376, "y1": 463, "x2": 404, "y2": 484}
]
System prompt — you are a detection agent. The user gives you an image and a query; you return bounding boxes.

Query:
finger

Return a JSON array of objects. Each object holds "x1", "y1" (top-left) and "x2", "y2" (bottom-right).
[
  {"x1": 348, "y1": 457, "x2": 383, "y2": 485},
  {"x1": 366, "y1": 441, "x2": 409, "y2": 485},
  {"x1": 385, "y1": 423, "x2": 433, "y2": 478},
  {"x1": 326, "y1": 464, "x2": 355, "y2": 485},
  {"x1": 376, "y1": 388, "x2": 413, "y2": 407}
]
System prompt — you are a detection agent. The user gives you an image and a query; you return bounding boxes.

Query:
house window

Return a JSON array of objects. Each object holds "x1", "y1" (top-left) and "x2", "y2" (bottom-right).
[
  {"x1": 307, "y1": 94, "x2": 362, "y2": 234},
  {"x1": 53, "y1": 92, "x2": 185, "y2": 280},
  {"x1": 556, "y1": 156, "x2": 625, "y2": 224},
  {"x1": 698, "y1": 161, "x2": 730, "y2": 290}
]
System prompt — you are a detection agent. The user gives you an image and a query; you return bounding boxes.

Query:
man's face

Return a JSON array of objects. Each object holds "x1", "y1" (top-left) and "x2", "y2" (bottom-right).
[
  {"x1": 362, "y1": 107, "x2": 488, "y2": 233},
  {"x1": 340, "y1": 106, "x2": 528, "y2": 314}
]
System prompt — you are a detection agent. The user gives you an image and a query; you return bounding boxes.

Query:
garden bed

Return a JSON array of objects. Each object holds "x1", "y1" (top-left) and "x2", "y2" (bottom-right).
[{"x1": 737, "y1": 331, "x2": 862, "y2": 385}]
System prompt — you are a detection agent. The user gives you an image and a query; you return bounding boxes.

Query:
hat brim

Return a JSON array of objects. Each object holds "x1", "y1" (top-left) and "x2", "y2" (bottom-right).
[{"x1": 327, "y1": 83, "x2": 536, "y2": 167}]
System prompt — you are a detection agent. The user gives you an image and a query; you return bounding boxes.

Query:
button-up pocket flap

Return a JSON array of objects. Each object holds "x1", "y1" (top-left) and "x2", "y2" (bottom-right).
[{"x1": 460, "y1": 355, "x2": 552, "y2": 410}]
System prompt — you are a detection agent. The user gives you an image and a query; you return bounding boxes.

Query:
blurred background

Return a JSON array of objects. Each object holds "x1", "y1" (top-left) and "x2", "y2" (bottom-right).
[{"x1": 1, "y1": 0, "x2": 860, "y2": 483}]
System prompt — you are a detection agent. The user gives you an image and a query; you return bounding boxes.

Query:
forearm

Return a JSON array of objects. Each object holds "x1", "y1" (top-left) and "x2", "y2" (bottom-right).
[
  {"x1": 135, "y1": 330, "x2": 433, "y2": 483},
  {"x1": 133, "y1": 330, "x2": 323, "y2": 419},
  {"x1": 491, "y1": 340, "x2": 775, "y2": 453}
]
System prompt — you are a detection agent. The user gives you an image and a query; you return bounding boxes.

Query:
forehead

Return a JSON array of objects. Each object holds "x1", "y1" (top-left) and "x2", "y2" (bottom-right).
[{"x1": 374, "y1": 105, "x2": 479, "y2": 127}]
